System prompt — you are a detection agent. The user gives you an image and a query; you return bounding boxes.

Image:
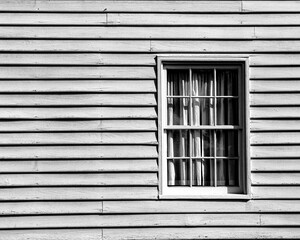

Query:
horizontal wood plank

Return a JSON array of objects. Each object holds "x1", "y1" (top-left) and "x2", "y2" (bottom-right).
[
  {"x1": 252, "y1": 186, "x2": 300, "y2": 199},
  {"x1": 251, "y1": 107, "x2": 300, "y2": 118},
  {"x1": 251, "y1": 80, "x2": 300, "y2": 92},
  {"x1": 251, "y1": 120, "x2": 300, "y2": 131},
  {"x1": 0, "y1": 67, "x2": 155, "y2": 79},
  {"x1": 0, "y1": 159, "x2": 158, "y2": 173},
  {"x1": 255, "y1": 27, "x2": 300, "y2": 39},
  {"x1": 243, "y1": 1, "x2": 300, "y2": 12},
  {"x1": 252, "y1": 173, "x2": 300, "y2": 185},
  {"x1": 0, "y1": 1, "x2": 242, "y2": 12},
  {"x1": 0, "y1": 120, "x2": 157, "y2": 132},
  {"x1": 252, "y1": 160, "x2": 300, "y2": 172},
  {"x1": 251, "y1": 146, "x2": 300, "y2": 158},
  {"x1": 0, "y1": 80, "x2": 156, "y2": 93},
  {"x1": 0, "y1": 107, "x2": 157, "y2": 119},
  {"x1": 0, "y1": 53, "x2": 156, "y2": 65},
  {"x1": 251, "y1": 94, "x2": 300, "y2": 106},
  {"x1": 250, "y1": 54, "x2": 300, "y2": 66},
  {"x1": 0, "y1": 187, "x2": 158, "y2": 200},
  {"x1": 0, "y1": 173, "x2": 158, "y2": 186},
  {"x1": 251, "y1": 132, "x2": 300, "y2": 145},
  {"x1": 103, "y1": 227, "x2": 300, "y2": 240},
  {"x1": 251, "y1": 67, "x2": 300, "y2": 79},
  {"x1": 0, "y1": 229, "x2": 103, "y2": 240},
  {"x1": 103, "y1": 200, "x2": 300, "y2": 213},
  {"x1": 0, "y1": 94, "x2": 156, "y2": 106},
  {"x1": 0, "y1": 145, "x2": 158, "y2": 159}
]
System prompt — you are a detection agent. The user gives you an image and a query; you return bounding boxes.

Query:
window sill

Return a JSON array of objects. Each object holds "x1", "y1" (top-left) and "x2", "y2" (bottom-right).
[{"x1": 158, "y1": 194, "x2": 251, "y2": 200}]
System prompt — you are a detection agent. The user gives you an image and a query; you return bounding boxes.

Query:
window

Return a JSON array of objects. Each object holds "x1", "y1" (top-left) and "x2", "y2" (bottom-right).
[{"x1": 158, "y1": 56, "x2": 250, "y2": 198}]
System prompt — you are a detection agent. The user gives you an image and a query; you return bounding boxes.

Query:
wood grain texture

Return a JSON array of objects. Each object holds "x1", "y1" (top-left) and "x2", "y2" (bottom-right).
[
  {"x1": 0, "y1": 107, "x2": 157, "y2": 119},
  {"x1": 0, "y1": 173, "x2": 158, "y2": 186},
  {"x1": 0, "y1": 1, "x2": 242, "y2": 12},
  {"x1": 0, "y1": 67, "x2": 155, "y2": 79},
  {"x1": 0, "y1": 120, "x2": 157, "y2": 132},
  {"x1": 252, "y1": 173, "x2": 300, "y2": 185},
  {"x1": 0, "y1": 80, "x2": 156, "y2": 93},
  {"x1": 251, "y1": 132, "x2": 300, "y2": 144},
  {"x1": 103, "y1": 227, "x2": 300, "y2": 240},
  {"x1": 0, "y1": 229, "x2": 103, "y2": 240},
  {"x1": 0, "y1": 94, "x2": 156, "y2": 106},
  {"x1": 0, "y1": 146, "x2": 158, "y2": 159},
  {"x1": 0, "y1": 187, "x2": 158, "y2": 200},
  {"x1": 251, "y1": 120, "x2": 300, "y2": 131},
  {"x1": 252, "y1": 160, "x2": 300, "y2": 172},
  {"x1": 103, "y1": 200, "x2": 300, "y2": 213},
  {"x1": 0, "y1": 159, "x2": 158, "y2": 173},
  {"x1": 252, "y1": 187, "x2": 300, "y2": 199}
]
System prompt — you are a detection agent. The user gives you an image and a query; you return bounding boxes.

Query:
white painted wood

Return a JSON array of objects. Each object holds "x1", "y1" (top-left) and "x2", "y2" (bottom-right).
[
  {"x1": 0, "y1": 202, "x2": 102, "y2": 215},
  {"x1": 0, "y1": 67, "x2": 155, "y2": 79},
  {"x1": 0, "y1": 187, "x2": 158, "y2": 200},
  {"x1": 255, "y1": 27, "x2": 300, "y2": 39},
  {"x1": 0, "y1": 107, "x2": 157, "y2": 119},
  {"x1": 0, "y1": 1, "x2": 242, "y2": 12},
  {"x1": 251, "y1": 120, "x2": 300, "y2": 131},
  {"x1": 103, "y1": 200, "x2": 300, "y2": 213},
  {"x1": 0, "y1": 80, "x2": 156, "y2": 93},
  {"x1": 0, "y1": 26, "x2": 255, "y2": 39},
  {"x1": 251, "y1": 107, "x2": 300, "y2": 118},
  {"x1": 251, "y1": 80, "x2": 300, "y2": 92},
  {"x1": 251, "y1": 67, "x2": 300, "y2": 79},
  {"x1": 250, "y1": 54, "x2": 300, "y2": 66},
  {"x1": 252, "y1": 173, "x2": 300, "y2": 185},
  {"x1": 0, "y1": 229, "x2": 103, "y2": 240},
  {"x1": 252, "y1": 187, "x2": 300, "y2": 199},
  {"x1": 252, "y1": 146, "x2": 300, "y2": 158},
  {"x1": 251, "y1": 94, "x2": 300, "y2": 106},
  {"x1": 0, "y1": 159, "x2": 158, "y2": 173},
  {"x1": 0, "y1": 120, "x2": 157, "y2": 132},
  {"x1": 252, "y1": 160, "x2": 300, "y2": 172},
  {"x1": 251, "y1": 132, "x2": 300, "y2": 144},
  {"x1": 0, "y1": 173, "x2": 158, "y2": 186},
  {"x1": 243, "y1": 1, "x2": 300, "y2": 12},
  {"x1": 0, "y1": 94, "x2": 156, "y2": 106},
  {"x1": 0, "y1": 53, "x2": 156, "y2": 65},
  {"x1": 0, "y1": 145, "x2": 158, "y2": 159},
  {"x1": 103, "y1": 227, "x2": 300, "y2": 240},
  {"x1": 261, "y1": 214, "x2": 300, "y2": 226}
]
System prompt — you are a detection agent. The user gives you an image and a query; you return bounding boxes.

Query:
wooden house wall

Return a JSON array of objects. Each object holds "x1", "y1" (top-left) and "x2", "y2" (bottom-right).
[{"x1": 0, "y1": 0, "x2": 300, "y2": 239}]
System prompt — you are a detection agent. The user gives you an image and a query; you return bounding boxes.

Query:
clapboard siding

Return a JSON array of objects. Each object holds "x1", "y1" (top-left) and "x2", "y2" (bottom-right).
[{"x1": 1, "y1": 1, "x2": 300, "y2": 239}]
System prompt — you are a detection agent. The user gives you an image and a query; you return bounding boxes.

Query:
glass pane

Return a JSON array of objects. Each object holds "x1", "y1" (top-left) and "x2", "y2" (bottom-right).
[
  {"x1": 216, "y1": 159, "x2": 239, "y2": 186},
  {"x1": 167, "y1": 97, "x2": 189, "y2": 125},
  {"x1": 167, "y1": 69, "x2": 189, "y2": 96},
  {"x1": 216, "y1": 130, "x2": 238, "y2": 157},
  {"x1": 168, "y1": 159, "x2": 190, "y2": 186},
  {"x1": 191, "y1": 130, "x2": 214, "y2": 157},
  {"x1": 192, "y1": 98, "x2": 214, "y2": 126},
  {"x1": 192, "y1": 159, "x2": 214, "y2": 186},
  {"x1": 216, "y1": 69, "x2": 238, "y2": 96},
  {"x1": 167, "y1": 130, "x2": 189, "y2": 157},
  {"x1": 192, "y1": 69, "x2": 214, "y2": 96},
  {"x1": 216, "y1": 98, "x2": 238, "y2": 125}
]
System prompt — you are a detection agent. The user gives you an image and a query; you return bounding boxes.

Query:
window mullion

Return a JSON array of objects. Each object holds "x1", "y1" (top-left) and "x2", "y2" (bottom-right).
[
  {"x1": 213, "y1": 68, "x2": 217, "y2": 187},
  {"x1": 189, "y1": 68, "x2": 193, "y2": 187}
]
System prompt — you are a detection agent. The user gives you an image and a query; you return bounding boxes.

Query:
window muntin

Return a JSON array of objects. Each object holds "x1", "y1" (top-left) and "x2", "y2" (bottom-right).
[{"x1": 161, "y1": 63, "x2": 246, "y2": 196}]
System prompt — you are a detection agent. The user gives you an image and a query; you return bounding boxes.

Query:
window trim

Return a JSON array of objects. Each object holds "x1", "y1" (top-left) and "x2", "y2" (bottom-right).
[{"x1": 157, "y1": 55, "x2": 250, "y2": 200}]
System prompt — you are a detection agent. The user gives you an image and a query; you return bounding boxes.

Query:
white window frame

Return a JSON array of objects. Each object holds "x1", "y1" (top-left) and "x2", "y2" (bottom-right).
[{"x1": 157, "y1": 55, "x2": 250, "y2": 199}]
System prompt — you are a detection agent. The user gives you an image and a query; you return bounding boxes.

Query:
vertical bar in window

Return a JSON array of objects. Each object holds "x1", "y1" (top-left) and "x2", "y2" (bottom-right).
[
  {"x1": 189, "y1": 68, "x2": 193, "y2": 187},
  {"x1": 213, "y1": 68, "x2": 217, "y2": 187}
]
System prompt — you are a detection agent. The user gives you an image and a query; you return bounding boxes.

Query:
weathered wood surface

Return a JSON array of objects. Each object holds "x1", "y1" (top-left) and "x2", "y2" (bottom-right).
[
  {"x1": 251, "y1": 146, "x2": 300, "y2": 158},
  {"x1": 252, "y1": 160, "x2": 300, "y2": 172},
  {"x1": 251, "y1": 67, "x2": 300, "y2": 79},
  {"x1": 0, "y1": 173, "x2": 158, "y2": 186},
  {"x1": 251, "y1": 94, "x2": 300, "y2": 106},
  {"x1": 251, "y1": 132, "x2": 300, "y2": 144},
  {"x1": 0, "y1": 159, "x2": 158, "y2": 173},
  {"x1": 251, "y1": 80, "x2": 300, "y2": 92},
  {"x1": 251, "y1": 107, "x2": 300, "y2": 118},
  {"x1": 2, "y1": 13, "x2": 300, "y2": 26},
  {"x1": 251, "y1": 120, "x2": 300, "y2": 131},
  {"x1": 252, "y1": 187, "x2": 300, "y2": 199},
  {"x1": 0, "y1": 94, "x2": 156, "y2": 106},
  {"x1": 0, "y1": 67, "x2": 155, "y2": 79},
  {"x1": 0, "y1": 187, "x2": 158, "y2": 200},
  {"x1": 0, "y1": 107, "x2": 157, "y2": 119},
  {"x1": 103, "y1": 227, "x2": 300, "y2": 240},
  {"x1": 0, "y1": 146, "x2": 158, "y2": 159},
  {"x1": 252, "y1": 173, "x2": 300, "y2": 185},
  {"x1": 0, "y1": 80, "x2": 156, "y2": 93},
  {"x1": 0, "y1": 120, "x2": 157, "y2": 132}
]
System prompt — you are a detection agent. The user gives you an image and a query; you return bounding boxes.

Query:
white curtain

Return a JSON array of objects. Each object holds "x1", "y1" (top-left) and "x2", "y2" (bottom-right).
[{"x1": 167, "y1": 69, "x2": 238, "y2": 187}]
